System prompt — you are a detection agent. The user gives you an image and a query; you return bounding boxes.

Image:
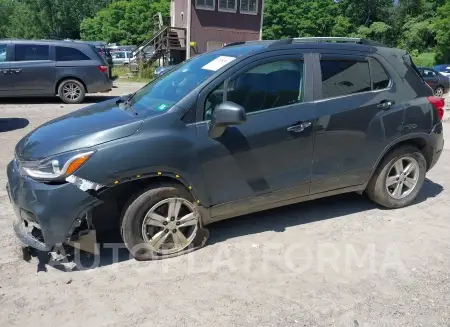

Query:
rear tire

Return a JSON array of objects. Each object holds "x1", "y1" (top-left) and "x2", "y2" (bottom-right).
[
  {"x1": 58, "y1": 79, "x2": 86, "y2": 104},
  {"x1": 121, "y1": 184, "x2": 201, "y2": 261},
  {"x1": 366, "y1": 146, "x2": 426, "y2": 208}
]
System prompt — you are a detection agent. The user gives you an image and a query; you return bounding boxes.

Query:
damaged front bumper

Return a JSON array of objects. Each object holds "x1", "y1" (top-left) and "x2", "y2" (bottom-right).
[{"x1": 6, "y1": 159, "x2": 102, "y2": 252}]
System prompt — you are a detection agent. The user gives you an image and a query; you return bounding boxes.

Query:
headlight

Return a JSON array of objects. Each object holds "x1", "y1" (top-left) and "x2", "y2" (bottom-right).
[{"x1": 18, "y1": 150, "x2": 94, "y2": 181}]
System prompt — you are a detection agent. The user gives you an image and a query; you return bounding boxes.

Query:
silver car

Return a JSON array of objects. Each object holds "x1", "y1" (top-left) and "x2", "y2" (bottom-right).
[{"x1": 111, "y1": 51, "x2": 134, "y2": 66}]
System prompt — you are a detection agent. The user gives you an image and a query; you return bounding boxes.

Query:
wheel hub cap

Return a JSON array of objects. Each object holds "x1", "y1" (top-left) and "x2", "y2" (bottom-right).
[
  {"x1": 385, "y1": 156, "x2": 419, "y2": 200},
  {"x1": 141, "y1": 198, "x2": 199, "y2": 255}
]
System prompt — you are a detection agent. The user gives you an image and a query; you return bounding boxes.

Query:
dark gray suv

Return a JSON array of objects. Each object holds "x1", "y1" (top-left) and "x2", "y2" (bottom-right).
[
  {"x1": 6, "y1": 38, "x2": 445, "y2": 261},
  {"x1": 0, "y1": 40, "x2": 112, "y2": 104}
]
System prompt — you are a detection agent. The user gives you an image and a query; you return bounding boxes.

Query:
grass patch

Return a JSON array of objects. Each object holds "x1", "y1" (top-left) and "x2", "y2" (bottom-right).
[
  {"x1": 112, "y1": 65, "x2": 154, "y2": 83},
  {"x1": 412, "y1": 52, "x2": 436, "y2": 67}
]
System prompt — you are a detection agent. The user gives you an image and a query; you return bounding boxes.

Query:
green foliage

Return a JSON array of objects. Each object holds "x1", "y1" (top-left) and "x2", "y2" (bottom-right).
[
  {"x1": 412, "y1": 52, "x2": 436, "y2": 67},
  {"x1": 81, "y1": 0, "x2": 170, "y2": 45},
  {"x1": 0, "y1": 0, "x2": 109, "y2": 39},
  {"x1": 435, "y1": 0, "x2": 450, "y2": 63},
  {"x1": 263, "y1": 0, "x2": 450, "y2": 65}
]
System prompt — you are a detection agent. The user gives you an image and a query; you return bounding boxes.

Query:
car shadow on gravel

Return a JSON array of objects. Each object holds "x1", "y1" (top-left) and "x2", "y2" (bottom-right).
[
  {"x1": 35, "y1": 178, "x2": 443, "y2": 272},
  {"x1": 207, "y1": 178, "x2": 444, "y2": 246},
  {"x1": 0, "y1": 95, "x2": 117, "y2": 105},
  {"x1": 0, "y1": 118, "x2": 29, "y2": 132}
]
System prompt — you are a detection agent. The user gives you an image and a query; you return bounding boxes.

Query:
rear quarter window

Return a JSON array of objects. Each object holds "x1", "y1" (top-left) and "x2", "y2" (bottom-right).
[
  {"x1": 55, "y1": 46, "x2": 91, "y2": 61},
  {"x1": 370, "y1": 59, "x2": 390, "y2": 89}
]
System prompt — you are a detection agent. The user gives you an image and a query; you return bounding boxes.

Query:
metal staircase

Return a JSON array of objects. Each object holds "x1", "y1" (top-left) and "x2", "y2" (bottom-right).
[{"x1": 132, "y1": 13, "x2": 186, "y2": 72}]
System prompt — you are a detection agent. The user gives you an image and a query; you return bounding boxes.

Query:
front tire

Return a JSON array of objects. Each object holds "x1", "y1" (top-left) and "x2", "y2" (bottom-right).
[
  {"x1": 121, "y1": 184, "x2": 201, "y2": 261},
  {"x1": 366, "y1": 146, "x2": 426, "y2": 208},
  {"x1": 58, "y1": 79, "x2": 86, "y2": 104}
]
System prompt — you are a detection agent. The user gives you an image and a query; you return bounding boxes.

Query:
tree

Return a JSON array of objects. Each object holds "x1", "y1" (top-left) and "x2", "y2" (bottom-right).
[
  {"x1": 1, "y1": 0, "x2": 109, "y2": 39},
  {"x1": 434, "y1": 0, "x2": 450, "y2": 62},
  {"x1": 263, "y1": 0, "x2": 339, "y2": 39},
  {"x1": 80, "y1": 0, "x2": 170, "y2": 45}
]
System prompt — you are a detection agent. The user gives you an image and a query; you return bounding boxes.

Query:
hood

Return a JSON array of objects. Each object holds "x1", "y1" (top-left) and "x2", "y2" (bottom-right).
[{"x1": 15, "y1": 98, "x2": 143, "y2": 160}]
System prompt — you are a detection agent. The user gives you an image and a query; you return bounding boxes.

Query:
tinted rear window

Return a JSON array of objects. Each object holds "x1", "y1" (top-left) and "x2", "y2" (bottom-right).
[
  {"x1": 15, "y1": 44, "x2": 49, "y2": 61},
  {"x1": 56, "y1": 46, "x2": 91, "y2": 61},
  {"x1": 320, "y1": 60, "x2": 371, "y2": 98}
]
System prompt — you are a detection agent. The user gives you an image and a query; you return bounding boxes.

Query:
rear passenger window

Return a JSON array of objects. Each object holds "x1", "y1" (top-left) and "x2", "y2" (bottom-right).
[
  {"x1": 320, "y1": 60, "x2": 371, "y2": 98},
  {"x1": 56, "y1": 46, "x2": 90, "y2": 61},
  {"x1": 15, "y1": 44, "x2": 49, "y2": 61},
  {"x1": 371, "y1": 59, "x2": 390, "y2": 89}
]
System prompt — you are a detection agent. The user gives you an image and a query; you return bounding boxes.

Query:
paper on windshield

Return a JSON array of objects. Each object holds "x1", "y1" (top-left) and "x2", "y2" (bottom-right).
[{"x1": 202, "y1": 56, "x2": 236, "y2": 71}]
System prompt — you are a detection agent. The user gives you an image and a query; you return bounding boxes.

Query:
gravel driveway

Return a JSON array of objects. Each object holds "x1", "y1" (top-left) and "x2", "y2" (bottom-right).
[{"x1": 0, "y1": 82, "x2": 449, "y2": 327}]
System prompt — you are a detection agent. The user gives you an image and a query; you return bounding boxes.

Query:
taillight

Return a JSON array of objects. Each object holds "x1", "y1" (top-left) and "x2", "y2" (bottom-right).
[
  {"x1": 98, "y1": 65, "x2": 109, "y2": 73},
  {"x1": 427, "y1": 96, "x2": 445, "y2": 121}
]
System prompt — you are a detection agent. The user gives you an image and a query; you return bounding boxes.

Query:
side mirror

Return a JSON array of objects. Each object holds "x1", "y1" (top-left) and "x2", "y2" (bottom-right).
[{"x1": 208, "y1": 101, "x2": 247, "y2": 138}]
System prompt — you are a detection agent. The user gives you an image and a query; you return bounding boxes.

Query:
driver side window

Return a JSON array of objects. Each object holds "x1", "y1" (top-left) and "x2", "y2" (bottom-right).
[{"x1": 204, "y1": 60, "x2": 305, "y2": 120}]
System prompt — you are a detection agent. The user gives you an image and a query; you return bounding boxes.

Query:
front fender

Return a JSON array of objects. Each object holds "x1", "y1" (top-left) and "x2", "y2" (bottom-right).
[{"x1": 74, "y1": 115, "x2": 209, "y2": 205}]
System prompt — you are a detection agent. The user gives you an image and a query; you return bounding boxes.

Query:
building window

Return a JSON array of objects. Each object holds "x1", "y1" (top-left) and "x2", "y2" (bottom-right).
[
  {"x1": 196, "y1": 0, "x2": 215, "y2": 11},
  {"x1": 240, "y1": 0, "x2": 258, "y2": 14},
  {"x1": 219, "y1": 0, "x2": 237, "y2": 12}
]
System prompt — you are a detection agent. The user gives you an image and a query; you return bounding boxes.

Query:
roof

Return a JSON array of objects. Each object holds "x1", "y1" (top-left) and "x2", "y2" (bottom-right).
[{"x1": 0, "y1": 39, "x2": 95, "y2": 47}]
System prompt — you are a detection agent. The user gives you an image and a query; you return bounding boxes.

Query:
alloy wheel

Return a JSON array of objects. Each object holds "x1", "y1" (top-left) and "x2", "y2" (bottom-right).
[
  {"x1": 141, "y1": 198, "x2": 199, "y2": 255},
  {"x1": 385, "y1": 156, "x2": 420, "y2": 200},
  {"x1": 63, "y1": 82, "x2": 82, "y2": 101},
  {"x1": 435, "y1": 87, "x2": 444, "y2": 97}
]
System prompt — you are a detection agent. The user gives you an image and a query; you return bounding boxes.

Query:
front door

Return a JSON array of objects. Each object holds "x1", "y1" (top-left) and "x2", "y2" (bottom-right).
[
  {"x1": 195, "y1": 54, "x2": 317, "y2": 219},
  {"x1": 310, "y1": 53, "x2": 399, "y2": 194},
  {"x1": 0, "y1": 43, "x2": 12, "y2": 95},
  {"x1": 10, "y1": 43, "x2": 55, "y2": 96}
]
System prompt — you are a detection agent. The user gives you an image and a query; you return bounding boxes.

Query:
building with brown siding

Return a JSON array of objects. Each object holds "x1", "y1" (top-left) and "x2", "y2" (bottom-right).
[{"x1": 171, "y1": 0, "x2": 264, "y2": 58}]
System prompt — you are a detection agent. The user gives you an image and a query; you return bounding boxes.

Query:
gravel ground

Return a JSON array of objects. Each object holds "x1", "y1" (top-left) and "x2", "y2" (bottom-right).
[{"x1": 0, "y1": 82, "x2": 449, "y2": 327}]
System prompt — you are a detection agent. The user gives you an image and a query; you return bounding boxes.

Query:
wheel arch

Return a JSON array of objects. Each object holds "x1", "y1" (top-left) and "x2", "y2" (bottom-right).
[
  {"x1": 90, "y1": 174, "x2": 203, "y2": 232},
  {"x1": 371, "y1": 134, "x2": 434, "y2": 182}
]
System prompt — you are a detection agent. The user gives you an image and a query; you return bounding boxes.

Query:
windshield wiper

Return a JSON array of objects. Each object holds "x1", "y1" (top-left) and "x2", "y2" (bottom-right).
[{"x1": 116, "y1": 95, "x2": 138, "y2": 116}]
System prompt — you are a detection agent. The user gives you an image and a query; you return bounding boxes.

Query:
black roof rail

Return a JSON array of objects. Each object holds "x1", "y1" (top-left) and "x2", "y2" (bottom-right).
[
  {"x1": 294, "y1": 37, "x2": 386, "y2": 47},
  {"x1": 268, "y1": 37, "x2": 386, "y2": 48}
]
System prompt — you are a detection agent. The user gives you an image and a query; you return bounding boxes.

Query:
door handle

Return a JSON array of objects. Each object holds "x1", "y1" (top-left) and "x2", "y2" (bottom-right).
[
  {"x1": 12, "y1": 69, "x2": 22, "y2": 74},
  {"x1": 287, "y1": 121, "x2": 312, "y2": 133},
  {"x1": 377, "y1": 100, "x2": 394, "y2": 110}
]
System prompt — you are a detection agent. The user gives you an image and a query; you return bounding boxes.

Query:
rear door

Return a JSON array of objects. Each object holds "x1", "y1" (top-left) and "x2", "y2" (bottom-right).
[
  {"x1": 0, "y1": 42, "x2": 12, "y2": 95},
  {"x1": 10, "y1": 43, "x2": 55, "y2": 95},
  {"x1": 310, "y1": 53, "x2": 400, "y2": 194}
]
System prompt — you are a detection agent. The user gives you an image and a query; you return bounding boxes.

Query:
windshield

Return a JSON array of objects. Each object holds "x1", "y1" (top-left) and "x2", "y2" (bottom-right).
[{"x1": 129, "y1": 45, "x2": 265, "y2": 114}]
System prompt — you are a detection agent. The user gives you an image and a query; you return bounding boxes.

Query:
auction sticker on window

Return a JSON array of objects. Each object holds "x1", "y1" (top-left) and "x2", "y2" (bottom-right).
[{"x1": 202, "y1": 56, "x2": 236, "y2": 71}]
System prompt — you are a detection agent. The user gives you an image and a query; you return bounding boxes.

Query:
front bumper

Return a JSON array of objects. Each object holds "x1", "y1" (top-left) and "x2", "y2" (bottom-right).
[{"x1": 6, "y1": 159, "x2": 100, "y2": 251}]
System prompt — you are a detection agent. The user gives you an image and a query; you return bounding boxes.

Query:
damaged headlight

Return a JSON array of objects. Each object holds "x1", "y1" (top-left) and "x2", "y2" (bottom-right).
[{"x1": 18, "y1": 150, "x2": 95, "y2": 182}]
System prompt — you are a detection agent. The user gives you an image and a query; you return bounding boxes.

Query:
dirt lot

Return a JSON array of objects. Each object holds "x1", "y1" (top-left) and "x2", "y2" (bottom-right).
[{"x1": 1, "y1": 82, "x2": 450, "y2": 327}]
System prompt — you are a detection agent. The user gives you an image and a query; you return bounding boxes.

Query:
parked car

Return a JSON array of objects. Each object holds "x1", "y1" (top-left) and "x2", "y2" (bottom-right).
[
  {"x1": 154, "y1": 65, "x2": 176, "y2": 78},
  {"x1": 7, "y1": 37, "x2": 444, "y2": 261},
  {"x1": 418, "y1": 66, "x2": 450, "y2": 97},
  {"x1": 0, "y1": 39, "x2": 112, "y2": 103},
  {"x1": 111, "y1": 51, "x2": 134, "y2": 66},
  {"x1": 434, "y1": 64, "x2": 450, "y2": 77}
]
